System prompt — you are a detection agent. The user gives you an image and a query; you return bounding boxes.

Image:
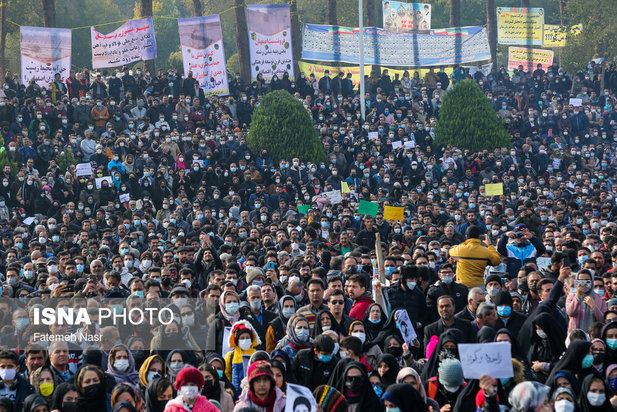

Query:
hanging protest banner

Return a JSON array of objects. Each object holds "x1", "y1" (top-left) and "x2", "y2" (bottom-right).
[
  {"x1": 508, "y1": 46, "x2": 553, "y2": 72},
  {"x1": 91, "y1": 17, "x2": 157, "y2": 69},
  {"x1": 20, "y1": 26, "x2": 71, "y2": 88},
  {"x1": 383, "y1": 1, "x2": 431, "y2": 32},
  {"x1": 247, "y1": 4, "x2": 294, "y2": 81},
  {"x1": 178, "y1": 16, "x2": 229, "y2": 96},
  {"x1": 497, "y1": 7, "x2": 544, "y2": 46},
  {"x1": 543, "y1": 24, "x2": 582, "y2": 48},
  {"x1": 302, "y1": 24, "x2": 491, "y2": 66}
]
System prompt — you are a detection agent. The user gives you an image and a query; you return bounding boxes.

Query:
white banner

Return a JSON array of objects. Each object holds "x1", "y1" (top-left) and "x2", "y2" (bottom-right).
[
  {"x1": 178, "y1": 16, "x2": 229, "y2": 96},
  {"x1": 91, "y1": 17, "x2": 157, "y2": 69},
  {"x1": 247, "y1": 4, "x2": 294, "y2": 82},
  {"x1": 20, "y1": 26, "x2": 71, "y2": 88}
]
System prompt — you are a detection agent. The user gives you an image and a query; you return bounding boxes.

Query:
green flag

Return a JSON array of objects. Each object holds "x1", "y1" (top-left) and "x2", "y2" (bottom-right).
[
  {"x1": 298, "y1": 205, "x2": 310, "y2": 215},
  {"x1": 357, "y1": 200, "x2": 378, "y2": 217}
]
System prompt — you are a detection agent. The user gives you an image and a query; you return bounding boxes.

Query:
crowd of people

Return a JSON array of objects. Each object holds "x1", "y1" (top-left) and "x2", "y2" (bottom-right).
[{"x1": 0, "y1": 56, "x2": 615, "y2": 412}]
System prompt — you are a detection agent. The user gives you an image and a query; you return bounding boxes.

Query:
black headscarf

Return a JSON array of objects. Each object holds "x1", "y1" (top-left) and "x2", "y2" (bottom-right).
[
  {"x1": 313, "y1": 309, "x2": 343, "y2": 337},
  {"x1": 112, "y1": 401, "x2": 138, "y2": 412},
  {"x1": 527, "y1": 312, "x2": 566, "y2": 365},
  {"x1": 200, "y1": 364, "x2": 222, "y2": 402},
  {"x1": 382, "y1": 383, "x2": 428, "y2": 412},
  {"x1": 377, "y1": 353, "x2": 400, "y2": 387},
  {"x1": 421, "y1": 328, "x2": 464, "y2": 382},
  {"x1": 550, "y1": 370, "x2": 582, "y2": 398},
  {"x1": 494, "y1": 328, "x2": 526, "y2": 360},
  {"x1": 546, "y1": 341, "x2": 598, "y2": 387},
  {"x1": 362, "y1": 303, "x2": 387, "y2": 343},
  {"x1": 50, "y1": 382, "x2": 78, "y2": 412},
  {"x1": 601, "y1": 321, "x2": 617, "y2": 367},
  {"x1": 77, "y1": 368, "x2": 108, "y2": 412},
  {"x1": 333, "y1": 361, "x2": 381, "y2": 410},
  {"x1": 23, "y1": 394, "x2": 48, "y2": 412},
  {"x1": 477, "y1": 326, "x2": 496, "y2": 343},
  {"x1": 578, "y1": 374, "x2": 614, "y2": 412},
  {"x1": 371, "y1": 309, "x2": 405, "y2": 348},
  {"x1": 145, "y1": 378, "x2": 171, "y2": 412}
]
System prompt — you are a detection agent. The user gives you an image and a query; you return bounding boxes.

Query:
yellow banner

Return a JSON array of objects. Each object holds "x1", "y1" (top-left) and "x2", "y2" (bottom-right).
[
  {"x1": 543, "y1": 24, "x2": 582, "y2": 48},
  {"x1": 497, "y1": 7, "x2": 544, "y2": 46}
]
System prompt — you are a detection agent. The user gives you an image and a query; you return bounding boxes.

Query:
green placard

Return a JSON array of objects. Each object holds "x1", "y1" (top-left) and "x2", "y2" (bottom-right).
[
  {"x1": 357, "y1": 200, "x2": 379, "y2": 217},
  {"x1": 298, "y1": 205, "x2": 310, "y2": 215}
]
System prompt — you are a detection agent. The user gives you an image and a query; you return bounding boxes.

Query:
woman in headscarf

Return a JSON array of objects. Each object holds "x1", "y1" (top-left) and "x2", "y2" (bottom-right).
[
  {"x1": 397, "y1": 367, "x2": 440, "y2": 411},
  {"x1": 266, "y1": 295, "x2": 296, "y2": 353},
  {"x1": 381, "y1": 383, "x2": 429, "y2": 412},
  {"x1": 551, "y1": 370, "x2": 582, "y2": 399},
  {"x1": 76, "y1": 365, "x2": 111, "y2": 412},
  {"x1": 50, "y1": 382, "x2": 78, "y2": 412},
  {"x1": 233, "y1": 361, "x2": 286, "y2": 412},
  {"x1": 197, "y1": 364, "x2": 233, "y2": 412},
  {"x1": 277, "y1": 314, "x2": 312, "y2": 360},
  {"x1": 421, "y1": 328, "x2": 464, "y2": 383},
  {"x1": 313, "y1": 310, "x2": 342, "y2": 338},
  {"x1": 138, "y1": 355, "x2": 168, "y2": 392},
  {"x1": 111, "y1": 402, "x2": 137, "y2": 412},
  {"x1": 165, "y1": 350, "x2": 189, "y2": 381},
  {"x1": 110, "y1": 384, "x2": 142, "y2": 411},
  {"x1": 206, "y1": 290, "x2": 244, "y2": 355},
  {"x1": 508, "y1": 381, "x2": 550, "y2": 412},
  {"x1": 362, "y1": 303, "x2": 388, "y2": 344},
  {"x1": 601, "y1": 321, "x2": 617, "y2": 367},
  {"x1": 144, "y1": 378, "x2": 174, "y2": 412},
  {"x1": 23, "y1": 394, "x2": 49, "y2": 412},
  {"x1": 31, "y1": 365, "x2": 60, "y2": 404},
  {"x1": 371, "y1": 309, "x2": 405, "y2": 349},
  {"x1": 578, "y1": 374, "x2": 614, "y2": 412},
  {"x1": 347, "y1": 320, "x2": 383, "y2": 370},
  {"x1": 552, "y1": 387, "x2": 578, "y2": 412},
  {"x1": 527, "y1": 312, "x2": 567, "y2": 383},
  {"x1": 546, "y1": 341, "x2": 597, "y2": 388},
  {"x1": 106, "y1": 344, "x2": 140, "y2": 386},
  {"x1": 270, "y1": 360, "x2": 288, "y2": 393},
  {"x1": 205, "y1": 353, "x2": 237, "y2": 401},
  {"x1": 333, "y1": 361, "x2": 381, "y2": 411},
  {"x1": 376, "y1": 353, "x2": 400, "y2": 387}
]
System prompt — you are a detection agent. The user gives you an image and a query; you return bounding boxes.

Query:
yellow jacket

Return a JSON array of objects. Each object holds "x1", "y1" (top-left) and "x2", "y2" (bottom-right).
[{"x1": 448, "y1": 238, "x2": 501, "y2": 288}]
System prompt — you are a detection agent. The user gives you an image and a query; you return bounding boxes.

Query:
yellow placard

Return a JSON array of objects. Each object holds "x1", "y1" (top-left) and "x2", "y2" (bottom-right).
[
  {"x1": 341, "y1": 181, "x2": 350, "y2": 194},
  {"x1": 384, "y1": 206, "x2": 405, "y2": 221},
  {"x1": 543, "y1": 24, "x2": 582, "y2": 48},
  {"x1": 485, "y1": 183, "x2": 504, "y2": 197},
  {"x1": 497, "y1": 7, "x2": 544, "y2": 46},
  {"x1": 507, "y1": 46, "x2": 554, "y2": 72}
]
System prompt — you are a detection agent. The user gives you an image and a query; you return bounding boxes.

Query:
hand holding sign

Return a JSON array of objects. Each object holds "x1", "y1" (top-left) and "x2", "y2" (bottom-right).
[{"x1": 458, "y1": 342, "x2": 513, "y2": 379}]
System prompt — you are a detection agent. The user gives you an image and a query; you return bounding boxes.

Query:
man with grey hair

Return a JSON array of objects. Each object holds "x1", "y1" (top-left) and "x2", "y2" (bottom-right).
[
  {"x1": 49, "y1": 340, "x2": 72, "y2": 382},
  {"x1": 244, "y1": 284, "x2": 276, "y2": 349},
  {"x1": 456, "y1": 287, "x2": 486, "y2": 322}
]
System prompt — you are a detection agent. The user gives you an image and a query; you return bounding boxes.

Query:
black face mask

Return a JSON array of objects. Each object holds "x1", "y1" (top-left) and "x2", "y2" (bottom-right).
[
  {"x1": 131, "y1": 349, "x2": 146, "y2": 368},
  {"x1": 387, "y1": 346, "x2": 403, "y2": 357},
  {"x1": 201, "y1": 379, "x2": 216, "y2": 395},
  {"x1": 62, "y1": 402, "x2": 79, "y2": 412},
  {"x1": 161, "y1": 278, "x2": 171, "y2": 288},
  {"x1": 594, "y1": 353, "x2": 605, "y2": 365},
  {"x1": 344, "y1": 376, "x2": 363, "y2": 392},
  {"x1": 83, "y1": 383, "x2": 103, "y2": 398}
]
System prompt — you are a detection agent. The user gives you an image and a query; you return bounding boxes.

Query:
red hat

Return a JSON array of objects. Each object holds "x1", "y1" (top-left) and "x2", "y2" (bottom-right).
[
  {"x1": 247, "y1": 361, "x2": 274, "y2": 386},
  {"x1": 174, "y1": 366, "x2": 205, "y2": 390}
]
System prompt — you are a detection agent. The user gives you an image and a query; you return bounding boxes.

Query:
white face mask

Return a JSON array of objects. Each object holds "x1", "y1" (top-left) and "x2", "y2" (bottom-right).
[
  {"x1": 238, "y1": 338, "x2": 252, "y2": 351},
  {"x1": 587, "y1": 392, "x2": 606, "y2": 407},
  {"x1": 554, "y1": 399, "x2": 575, "y2": 412},
  {"x1": 113, "y1": 359, "x2": 130, "y2": 372},
  {"x1": 351, "y1": 331, "x2": 366, "y2": 344},
  {"x1": 180, "y1": 385, "x2": 199, "y2": 400}
]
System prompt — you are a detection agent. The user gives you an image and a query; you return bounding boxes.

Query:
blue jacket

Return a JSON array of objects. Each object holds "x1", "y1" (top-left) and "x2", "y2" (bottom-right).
[{"x1": 497, "y1": 235, "x2": 546, "y2": 277}]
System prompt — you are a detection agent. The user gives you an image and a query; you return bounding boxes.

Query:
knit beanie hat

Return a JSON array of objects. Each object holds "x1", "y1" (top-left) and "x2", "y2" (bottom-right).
[
  {"x1": 494, "y1": 291, "x2": 513, "y2": 307},
  {"x1": 438, "y1": 358, "x2": 464, "y2": 387},
  {"x1": 174, "y1": 366, "x2": 205, "y2": 390},
  {"x1": 246, "y1": 268, "x2": 264, "y2": 284},
  {"x1": 313, "y1": 385, "x2": 348, "y2": 412},
  {"x1": 485, "y1": 274, "x2": 502, "y2": 287},
  {"x1": 247, "y1": 361, "x2": 275, "y2": 387}
]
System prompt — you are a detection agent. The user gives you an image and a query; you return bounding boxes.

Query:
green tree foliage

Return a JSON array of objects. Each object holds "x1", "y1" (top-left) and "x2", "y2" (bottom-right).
[
  {"x1": 56, "y1": 146, "x2": 76, "y2": 172},
  {"x1": 0, "y1": 135, "x2": 17, "y2": 174},
  {"x1": 248, "y1": 90, "x2": 327, "y2": 164},
  {"x1": 435, "y1": 79, "x2": 511, "y2": 152}
]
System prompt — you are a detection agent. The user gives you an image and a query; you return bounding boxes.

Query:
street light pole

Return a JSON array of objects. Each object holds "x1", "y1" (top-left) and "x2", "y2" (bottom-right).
[{"x1": 359, "y1": 0, "x2": 366, "y2": 121}]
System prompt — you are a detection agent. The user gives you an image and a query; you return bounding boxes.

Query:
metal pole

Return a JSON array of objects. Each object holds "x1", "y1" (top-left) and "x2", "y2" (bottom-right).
[{"x1": 359, "y1": 0, "x2": 366, "y2": 121}]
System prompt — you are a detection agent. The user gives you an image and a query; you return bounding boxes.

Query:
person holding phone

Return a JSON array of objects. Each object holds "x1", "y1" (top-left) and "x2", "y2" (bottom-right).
[{"x1": 497, "y1": 224, "x2": 546, "y2": 279}]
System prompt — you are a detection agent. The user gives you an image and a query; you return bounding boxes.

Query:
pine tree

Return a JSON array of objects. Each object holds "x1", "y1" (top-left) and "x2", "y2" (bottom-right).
[{"x1": 435, "y1": 79, "x2": 511, "y2": 152}]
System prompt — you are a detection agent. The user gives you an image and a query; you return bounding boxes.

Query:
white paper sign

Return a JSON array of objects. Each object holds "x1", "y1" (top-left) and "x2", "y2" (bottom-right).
[
  {"x1": 392, "y1": 141, "x2": 403, "y2": 149},
  {"x1": 95, "y1": 176, "x2": 113, "y2": 189},
  {"x1": 22, "y1": 217, "x2": 35, "y2": 225},
  {"x1": 536, "y1": 257, "x2": 551, "y2": 271},
  {"x1": 368, "y1": 131, "x2": 379, "y2": 140},
  {"x1": 91, "y1": 17, "x2": 157, "y2": 69},
  {"x1": 322, "y1": 190, "x2": 342, "y2": 205},
  {"x1": 119, "y1": 193, "x2": 130, "y2": 203},
  {"x1": 76, "y1": 163, "x2": 93, "y2": 176},
  {"x1": 458, "y1": 342, "x2": 514, "y2": 379},
  {"x1": 178, "y1": 16, "x2": 229, "y2": 96},
  {"x1": 404, "y1": 140, "x2": 416, "y2": 149},
  {"x1": 222, "y1": 326, "x2": 232, "y2": 357},
  {"x1": 569, "y1": 98, "x2": 582, "y2": 107},
  {"x1": 394, "y1": 309, "x2": 417, "y2": 343},
  {"x1": 285, "y1": 383, "x2": 317, "y2": 412}
]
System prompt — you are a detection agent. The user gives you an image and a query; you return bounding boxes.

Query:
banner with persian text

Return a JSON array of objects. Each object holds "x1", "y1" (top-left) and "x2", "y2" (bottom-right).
[
  {"x1": 543, "y1": 24, "x2": 582, "y2": 48},
  {"x1": 178, "y1": 16, "x2": 229, "y2": 96},
  {"x1": 246, "y1": 4, "x2": 294, "y2": 81},
  {"x1": 20, "y1": 26, "x2": 71, "y2": 88},
  {"x1": 383, "y1": 1, "x2": 431, "y2": 32},
  {"x1": 508, "y1": 46, "x2": 554, "y2": 72},
  {"x1": 91, "y1": 17, "x2": 157, "y2": 69},
  {"x1": 302, "y1": 24, "x2": 491, "y2": 66},
  {"x1": 497, "y1": 7, "x2": 544, "y2": 46}
]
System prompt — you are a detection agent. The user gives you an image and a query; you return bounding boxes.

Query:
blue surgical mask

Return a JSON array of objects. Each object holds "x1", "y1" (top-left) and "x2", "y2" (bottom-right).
[
  {"x1": 368, "y1": 317, "x2": 381, "y2": 324},
  {"x1": 497, "y1": 305, "x2": 512, "y2": 317},
  {"x1": 147, "y1": 371, "x2": 161, "y2": 382},
  {"x1": 607, "y1": 338, "x2": 617, "y2": 350},
  {"x1": 317, "y1": 353, "x2": 333, "y2": 363},
  {"x1": 406, "y1": 281, "x2": 416, "y2": 290}
]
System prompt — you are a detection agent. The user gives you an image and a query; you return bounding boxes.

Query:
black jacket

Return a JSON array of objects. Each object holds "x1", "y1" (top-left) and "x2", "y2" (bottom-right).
[
  {"x1": 291, "y1": 348, "x2": 337, "y2": 391},
  {"x1": 0, "y1": 373, "x2": 34, "y2": 412},
  {"x1": 426, "y1": 281, "x2": 469, "y2": 323},
  {"x1": 245, "y1": 308, "x2": 277, "y2": 351},
  {"x1": 423, "y1": 317, "x2": 475, "y2": 350},
  {"x1": 494, "y1": 310, "x2": 527, "y2": 338}
]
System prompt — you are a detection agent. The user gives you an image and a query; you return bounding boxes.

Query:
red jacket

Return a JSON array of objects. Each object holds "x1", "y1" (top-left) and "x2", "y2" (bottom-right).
[{"x1": 350, "y1": 296, "x2": 375, "y2": 320}]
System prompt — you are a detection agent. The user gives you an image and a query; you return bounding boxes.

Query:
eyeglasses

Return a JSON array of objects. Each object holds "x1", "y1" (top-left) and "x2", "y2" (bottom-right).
[{"x1": 330, "y1": 300, "x2": 344, "y2": 305}]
